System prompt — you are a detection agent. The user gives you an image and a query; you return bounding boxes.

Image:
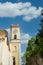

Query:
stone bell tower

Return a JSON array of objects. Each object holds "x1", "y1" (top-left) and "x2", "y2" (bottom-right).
[{"x1": 10, "y1": 25, "x2": 21, "y2": 65}]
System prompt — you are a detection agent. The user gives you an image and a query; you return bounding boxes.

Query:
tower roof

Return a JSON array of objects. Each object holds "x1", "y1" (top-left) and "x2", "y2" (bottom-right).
[
  {"x1": 0, "y1": 28, "x2": 8, "y2": 37},
  {"x1": 11, "y1": 24, "x2": 20, "y2": 28}
]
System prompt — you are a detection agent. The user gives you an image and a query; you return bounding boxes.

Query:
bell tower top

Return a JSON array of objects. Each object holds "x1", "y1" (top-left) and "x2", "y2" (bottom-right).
[{"x1": 10, "y1": 24, "x2": 20, "y2": 43}]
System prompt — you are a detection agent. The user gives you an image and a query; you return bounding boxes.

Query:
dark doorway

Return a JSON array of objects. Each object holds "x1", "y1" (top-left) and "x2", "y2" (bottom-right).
[
  {"x1": 14, "y1": 35, "x2": 17, "y2": 39},
  {"x1": 13, "y1": 57, "x2": 15, "y2": 65}
]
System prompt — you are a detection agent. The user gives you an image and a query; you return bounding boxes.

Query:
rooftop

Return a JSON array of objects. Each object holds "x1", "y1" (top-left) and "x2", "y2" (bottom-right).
[
  {"x1": 11, "y1": 24, "x2": 20, "y2": 28},
  {"x1": 0, "y1": 28, "x2": 8, "y2": 37}
]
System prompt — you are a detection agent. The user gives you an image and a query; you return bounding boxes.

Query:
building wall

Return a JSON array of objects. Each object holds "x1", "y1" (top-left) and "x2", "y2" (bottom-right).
[
  {"x1": 10, "y1": 43, "x2": 20, "y2": 65},
  {"x1": 10, "y1": 25, "x2": 21, "y2": 65}
]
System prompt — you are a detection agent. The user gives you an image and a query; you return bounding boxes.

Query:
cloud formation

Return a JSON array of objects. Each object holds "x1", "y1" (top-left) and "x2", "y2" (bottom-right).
[
  {"x1": 20, "y1": 32, "x2": 31, "y2": 44},
  {"x1": 0, "y1": 2, "x2": 42, "y2": 21}
]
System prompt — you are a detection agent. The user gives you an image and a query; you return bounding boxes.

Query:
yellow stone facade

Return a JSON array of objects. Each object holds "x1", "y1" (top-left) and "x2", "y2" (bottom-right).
[
  {"x1": 10, "y1": 25, "x2": 21, "y2": 65},
  {"x1": 0, "y1": 25, "x2": 21, "y2": 65},
  {"x1": 0, "y1": 29, "x2": 9, "y2": 49}
]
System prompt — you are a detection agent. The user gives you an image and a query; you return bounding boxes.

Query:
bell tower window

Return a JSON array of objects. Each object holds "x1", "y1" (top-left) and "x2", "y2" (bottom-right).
[
  {"x1": 14, "y1": 35, "x2": 17, "y2": 39},
  {"x1": 13, "y1": 57, "x2": 15, "y2": 65}
]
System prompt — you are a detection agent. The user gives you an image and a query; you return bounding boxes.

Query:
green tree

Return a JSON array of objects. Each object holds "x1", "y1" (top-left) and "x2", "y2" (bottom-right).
[
  {"x1": 25, "y1": 9, "x2": 43, "y2": 65},
  {"x1": 35, "y1": 9, "x2": 43, "y2": 59},
  {"x1": 25, "y1": 38, "x2": 40, "y2": 65}
]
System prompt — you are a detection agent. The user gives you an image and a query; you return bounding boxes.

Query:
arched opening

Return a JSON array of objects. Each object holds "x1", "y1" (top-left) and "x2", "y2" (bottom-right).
[
  {"x1": 14, "y1": 46, "x2": 17, "y2": 52},
  {"x1": 13, "y1": 57, "x2": 15, "y2": 65},
  {"x1": 14, "y1": 35, "x2": 17, "y2": 39}
]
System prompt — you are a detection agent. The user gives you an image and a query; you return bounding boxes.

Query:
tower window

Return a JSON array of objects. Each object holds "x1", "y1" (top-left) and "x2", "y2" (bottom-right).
[
  {"x1": 13, "y1": 57, "x2": 15, "y2": 65},
  {"x1": 14, "y1": 35, "x2": 17, "y2": 39}
]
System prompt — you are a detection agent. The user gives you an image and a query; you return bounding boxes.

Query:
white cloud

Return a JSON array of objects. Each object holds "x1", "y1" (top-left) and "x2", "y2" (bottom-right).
[
  {"x1": 21, "y1": 52, "x2": 25, "y2": 57},
  {"x1": 6, "y1": 28, "x2": 10, "y2": 34},
  {"x1": 0, "y1": 2, "x2": 42, "y2": 21},
  {"x1": 6, "y1": 28, "x2": 31, "y2": 44},
  {"x1": 20, "y1": 32, "x2": 31, "y2": 44},
  {"x1": 23, "y1": 7, "x2": 42, "y2": 21}
]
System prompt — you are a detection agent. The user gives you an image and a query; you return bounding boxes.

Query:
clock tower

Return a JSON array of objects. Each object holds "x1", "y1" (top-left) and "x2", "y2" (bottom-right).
[{"x1": 10, "y1": 25, "x2": 21, "y2": 65}]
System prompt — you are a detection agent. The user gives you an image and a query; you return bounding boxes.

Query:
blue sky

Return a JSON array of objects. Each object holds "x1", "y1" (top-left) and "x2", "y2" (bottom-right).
[{"x1": 0, "y1": 0, "x2": 43, "y2": 54}]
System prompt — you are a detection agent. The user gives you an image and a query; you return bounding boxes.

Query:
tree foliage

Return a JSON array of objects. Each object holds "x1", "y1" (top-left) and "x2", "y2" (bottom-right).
[
  {"x1": 25, "y1": 37, "x2": 40, "y2": 65},
  {"x1": 25, "y1": 10, "x2": 43, "y2": 65},
  {"x1": 35, "y1": 10, "x2": 43, "y2": 58}
]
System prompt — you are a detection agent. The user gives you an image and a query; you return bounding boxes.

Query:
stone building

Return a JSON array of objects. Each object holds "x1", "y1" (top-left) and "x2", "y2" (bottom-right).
[
  {"x1": 0, "y1": 25, "x2": 21, "y2": 65},
  {"x1": 10, "y1": 25, "x2": 21, "y2": 65},
  {"x1": 0, "y1": 28, "x2": 10, "y2": 50}
]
